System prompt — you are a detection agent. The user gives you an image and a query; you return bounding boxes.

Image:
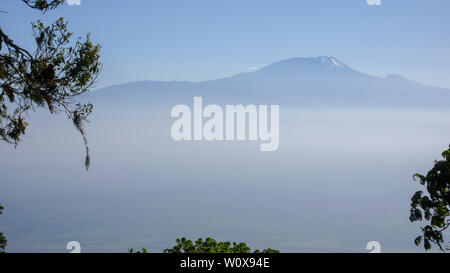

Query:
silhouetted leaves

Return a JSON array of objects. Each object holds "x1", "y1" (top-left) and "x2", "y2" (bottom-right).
[
  {"x1": 128, "y1": 248, "x2": 148, "y2": 253},
  {"x1": 0, "y1": 204, "x2": 6, "y2": 253},
  {"x1": 0, "y1": 0, "x2": 101, "y2": 253},
  {"x1": 21, "y1": 0, "x2": 65, "y2": 12},
  {"x1": 0, "y1": 7, "x2": 101, "y2": 169},
  {"x1": 410, "y1": 145, "x2": 450, "y2": 251},
  {"x1": 129, "y1": 237, "x2": 280, "y2": 253}
]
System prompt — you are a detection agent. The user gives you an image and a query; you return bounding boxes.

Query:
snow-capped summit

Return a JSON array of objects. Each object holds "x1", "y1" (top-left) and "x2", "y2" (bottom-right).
[
  {"x1": 320, "y1": 56, "x2": 345, "y2": 68},
  {"x1": 255, "y1": 56, "x2": 351, "y2": 76}
]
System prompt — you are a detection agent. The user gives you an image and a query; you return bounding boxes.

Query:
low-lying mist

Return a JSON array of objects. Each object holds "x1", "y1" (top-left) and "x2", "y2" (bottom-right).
[{"x1": 1, "y1": 103, "x2": 449, "y2": 252}]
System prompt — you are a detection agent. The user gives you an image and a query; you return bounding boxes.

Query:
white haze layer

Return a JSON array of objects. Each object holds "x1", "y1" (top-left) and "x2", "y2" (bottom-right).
[{"x1": 0, "y1": 105, "x2": 449, "y2": 252}]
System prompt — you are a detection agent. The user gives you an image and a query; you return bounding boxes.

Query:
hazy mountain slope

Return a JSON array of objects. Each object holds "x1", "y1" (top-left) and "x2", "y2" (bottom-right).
[{"x1": 91, "y1": 56, "x2": 450, "y2": 108}]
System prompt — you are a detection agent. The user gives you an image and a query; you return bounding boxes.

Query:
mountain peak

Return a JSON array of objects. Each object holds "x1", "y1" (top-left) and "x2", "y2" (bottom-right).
[
  {"x1": 278, "y1": 56, "x2": 346, "y2": 68},
  {"x1": 257, "y1": 56, "x2": 351, "y2": 75},
  {"x1": 318, "y1": 56, "x2": 345, "y2": 68}
]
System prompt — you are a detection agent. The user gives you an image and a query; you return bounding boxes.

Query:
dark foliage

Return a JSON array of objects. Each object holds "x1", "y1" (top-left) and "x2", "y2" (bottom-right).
[
  {"x1": 0, "y1": 0, "x2": 101, "y2": 253},
  {"x1": 410, "y1": 145, "x2": 450, "y2": 251},
  {"x1": 129, "y1": 237, "x2": 280, "y2": 253},
  {"x1": 0, "y1": 204, "x2": 6, "y2": 253},
  {"x1": 0, "y1": 0, "x2": 101, "y2": 170}
]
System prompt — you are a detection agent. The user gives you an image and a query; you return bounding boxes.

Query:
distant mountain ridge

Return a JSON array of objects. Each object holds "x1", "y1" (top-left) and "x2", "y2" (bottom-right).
[{"x1": 92, "y1": 56, "x2": 450, "y2": 108}]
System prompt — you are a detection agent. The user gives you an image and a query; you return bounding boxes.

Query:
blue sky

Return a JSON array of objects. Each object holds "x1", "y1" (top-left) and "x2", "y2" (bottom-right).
[{"x1": 1, "y1": 0, "x2": 450, "y2": 88}]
